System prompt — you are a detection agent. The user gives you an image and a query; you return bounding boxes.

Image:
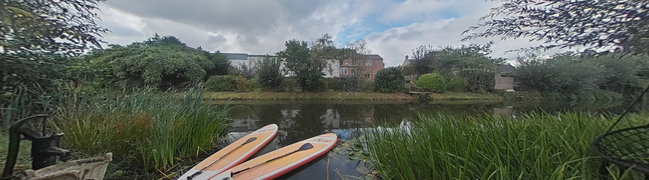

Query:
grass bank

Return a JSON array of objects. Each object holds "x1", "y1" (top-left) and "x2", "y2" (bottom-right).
[
  {"x1": 364, "y1": 112, "x2": 644, "y2": 179},
  {"x1": 53, "y1": 89, "x2": 230, "y2": 178},
  {"x1": 204, "y1": 92, "x2": 415, "y2": 101},
  {"x1": 428, "y1": 92, "x2": 504, "y2": 101}
]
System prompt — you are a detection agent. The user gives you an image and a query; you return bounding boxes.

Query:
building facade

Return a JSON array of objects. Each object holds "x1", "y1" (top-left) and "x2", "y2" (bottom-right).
[{"x1": 339, "y1": 54, "x2": 385, "y2": 80}]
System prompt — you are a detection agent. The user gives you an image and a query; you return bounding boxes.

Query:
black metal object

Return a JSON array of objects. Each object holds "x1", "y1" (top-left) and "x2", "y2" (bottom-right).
[
  {"x1": 591, "y1": 84, "x2": 649, "y2": 177},
  {"x1": 1, "y1": 114, "x2": 71, "y2": 179}
]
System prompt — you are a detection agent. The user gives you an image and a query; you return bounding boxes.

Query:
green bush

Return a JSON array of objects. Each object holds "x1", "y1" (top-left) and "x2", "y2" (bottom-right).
[
  {"x1": 361, "y1": 81, "x2": 375, "y2": 93},
  {"x1": 256, "y1": 56, "x2": 283, "y2": 91},
  {"x1": 280, "y1": 77, "x2": 300, "y2": 92},
  {"x1": 235, "y1": 76, "x2": 255, "y2": 92},
  {"x1": 416, "y1": 73, "x2": 446, "y2": 93},
  {"x1": 206, "y1": 75, "x2": 236, "y2": 92},
  {"x1": 337, "y1": 77, "x2": 362, "y2": 92},
  {"x1": 447, "y1": 77, "x2": 467, "y2": 92},
  {"x1": 375, "y1": 67, "x2": 405, "y2": 93}
]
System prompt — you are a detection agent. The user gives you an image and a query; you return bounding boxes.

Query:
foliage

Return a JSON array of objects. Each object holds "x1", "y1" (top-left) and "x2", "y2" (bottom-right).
[
  {"x1": 337, "y1": 77, "x2": 362, "y2": 92},
  {"x1": 1, "y1": 0, "x2": 107, "y2": 123},
  {"x1": 0, "y1": 0, "x2": 107, "y2": 55},
  {"x1": 235, "y1": 76, "x2": 257, "y2": 92},
  {"x1": 515, "y1": 53, "x2": 648, "y2": 97},
  {"x1": 464, "y1": 0, "x2": 649, "y2": 55},
  {"x1": 375, "y1": 67, "x2": 405, "y2": 93},
  {"x1": 55, "y1": 88, "x2": 230, "y2": 174},
  {"x1": 256, "y1": 56, "x2": 283, "y2": 91},
  {"x1": 84, "y1": 35, "x2": 229, "y2": 89},
  {"x1": 365, "y1": 112, "x2": 643, "y2": 179},
  {"x1": 277, "y1": 40, "x2": 321, "y2": 91},
  {"x1": 278, "y1": 34, "x2": 345, "y2": 92},
  {"x1": 409, "y1": 44, "x2": 503, "y2": 92},
  {"x1": 416, "y1": 73, "x2": 446, "y2": 93},
  {"x1": 229, "y1": 64, "x2": 256, "y2": 79},
  {"x1": 447, "y1": 77, "x2": 467, "y2": 92},
  {"x1": 206, "y1": 75, "x2": 236, "y2": 92}
]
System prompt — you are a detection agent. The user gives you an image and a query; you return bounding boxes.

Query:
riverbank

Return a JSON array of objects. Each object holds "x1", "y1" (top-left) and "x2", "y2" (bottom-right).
[
  {"x1": 204, "y1": 92, "x2": 416, "y2": 101},
  {"x1": 203, "y1": 91, "x2": 510, "y2": 101},
  {"x1": 428, "y1": 92, "x2": 504, "y2": 101}
]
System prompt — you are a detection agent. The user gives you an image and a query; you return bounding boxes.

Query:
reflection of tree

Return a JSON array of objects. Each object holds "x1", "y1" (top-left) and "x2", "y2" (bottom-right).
[
  {"x1": 320, "y1": 109, "x2": 340, "y2": 129},
  {"x1": 278, "y1": 104, "x2": 328, "y2": 146}
]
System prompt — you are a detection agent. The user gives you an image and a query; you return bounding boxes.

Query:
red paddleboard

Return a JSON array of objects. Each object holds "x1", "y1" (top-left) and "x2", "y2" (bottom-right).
[
  {"x1": 179, "y1": 124, "x2": 278, "y2": 180},
  {"x1": 210, "y1": 133, "x2": 338, "y2": 180}
]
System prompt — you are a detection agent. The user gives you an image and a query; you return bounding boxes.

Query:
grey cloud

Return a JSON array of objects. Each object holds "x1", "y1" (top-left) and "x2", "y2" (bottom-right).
[{"x1": 207, "y1": 34, "x2": 226, "y2": 44}]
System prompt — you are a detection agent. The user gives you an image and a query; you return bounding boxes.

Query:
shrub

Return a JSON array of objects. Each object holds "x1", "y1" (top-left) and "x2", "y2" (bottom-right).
[
  {"x1": 337, "y1": 77, "x2": 362, "y2": 92},
  {"x1": 256, "y1": 56, "x2": 283, "y2": 91},
  {"x1": 375, "y1": 67, "x2": 405, "y2": 93},
  {"x1": 235, "y1": 76, "x2": 255, "y2": 92},
  {"x1": 447, "y1": 77, "x2": 467, "y2": 92},
  {"x1": 206, "y1": 75, "x2": 236, "y2": 91},
  {"x1": 416, "y1": 73, "x2": 446, "y2": 93},
  {"x1": 280, "y1": 77, "x2": 300, "y2": 92}
]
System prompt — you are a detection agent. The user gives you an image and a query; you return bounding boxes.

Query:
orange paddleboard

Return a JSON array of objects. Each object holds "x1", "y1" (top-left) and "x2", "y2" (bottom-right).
[
  {"x1": 210, "y1": 133, "x2": 338, "y2": 180},
  {"x1": 179, "y1": 124, "x2": 278, "y2": 180}
]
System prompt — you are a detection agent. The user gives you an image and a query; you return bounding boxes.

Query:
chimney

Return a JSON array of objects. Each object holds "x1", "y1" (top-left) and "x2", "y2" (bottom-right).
[{"x1": 405, "y1": 55, "x2": 409, "y2": 60}]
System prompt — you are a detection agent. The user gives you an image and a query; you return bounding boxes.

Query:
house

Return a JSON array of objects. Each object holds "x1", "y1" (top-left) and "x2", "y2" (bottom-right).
[
  {"x1": 402, "y1": 55, "x2": 415, "y2": 67},
  {"x1": 494, "y1": 64, "x2": 516, "y2": 91},
  {"x1": 402, "y1": 55, "x2": 418, "y2": 82},
  {"x1": 339, "y1": 54, "x2": 385, "y2": 80},
  {"x1": 223, "y1": 53, "x2": 268, "y2": 69}
]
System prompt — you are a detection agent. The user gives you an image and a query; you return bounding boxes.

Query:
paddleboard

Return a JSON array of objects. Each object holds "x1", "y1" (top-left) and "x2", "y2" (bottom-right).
[
  {"x1": 211, "y1": 133, "x2": 338, "y2": 180},
  {"x1": 179, "y1": 124, "x2": 278, "y2": 180}
]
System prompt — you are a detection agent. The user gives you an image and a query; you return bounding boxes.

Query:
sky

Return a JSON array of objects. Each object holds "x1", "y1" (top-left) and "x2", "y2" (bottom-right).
[{"x1": 96, "y1": 0, "x2": 547, "y2": 67}]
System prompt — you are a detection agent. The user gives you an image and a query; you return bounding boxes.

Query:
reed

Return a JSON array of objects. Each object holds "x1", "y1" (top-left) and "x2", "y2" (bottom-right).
[
  {"x1": 54, "y1": 88, "x2": 230, "y2": 174},
  {"x1": 365, "y1": 112, "x2": 644, "y2": 179}
]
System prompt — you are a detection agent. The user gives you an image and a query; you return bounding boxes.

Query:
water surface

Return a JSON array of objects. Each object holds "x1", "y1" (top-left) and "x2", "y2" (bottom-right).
[{"x1": 214, "y1": 99, "x2": 631, "y2": 179}]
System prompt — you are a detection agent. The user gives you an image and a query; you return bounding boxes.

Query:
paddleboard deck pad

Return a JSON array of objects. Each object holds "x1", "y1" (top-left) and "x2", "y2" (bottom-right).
[
  {"x1": 211, "y1": 133, "x2": 338, "y2": 180},
  {"x1": 179, "y1": 124, "x2": 278, "y2": 180}
]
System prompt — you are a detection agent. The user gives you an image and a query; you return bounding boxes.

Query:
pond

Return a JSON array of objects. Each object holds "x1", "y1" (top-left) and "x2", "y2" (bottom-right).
[{"x1": 212, "y1": 99, "x2": 634, "y2": 179}]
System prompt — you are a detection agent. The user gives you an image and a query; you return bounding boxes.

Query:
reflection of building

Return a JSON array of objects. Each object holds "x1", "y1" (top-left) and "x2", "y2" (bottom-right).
[{"x1": 230, "y1": 116, "x2": 257, "y2": 132}]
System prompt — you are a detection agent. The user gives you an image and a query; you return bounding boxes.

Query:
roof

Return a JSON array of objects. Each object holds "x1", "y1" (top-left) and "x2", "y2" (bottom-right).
[
  {"x1": 363, "y1": 54, "x2": 383, "y2": 60},
  {"x1": 222, "y1": 53, "x2": 248, "y2": 60},
  {"x1": 499, "y1": 64, "x2": 516, "y2": 74}
]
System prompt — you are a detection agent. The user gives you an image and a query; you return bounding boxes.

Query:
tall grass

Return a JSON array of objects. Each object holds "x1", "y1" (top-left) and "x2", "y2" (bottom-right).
[
  {"x1": 365, "y1": 112, "x2": 643, "y2": 179},
  {"x1": 54, "y1": 88, "x2": 230, "y2": 173}
]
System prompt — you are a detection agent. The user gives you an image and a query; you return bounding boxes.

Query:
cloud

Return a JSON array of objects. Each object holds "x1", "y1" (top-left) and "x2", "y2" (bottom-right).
[{"x1": 95, "y1": 0, "x2": 560, "y2": 67}]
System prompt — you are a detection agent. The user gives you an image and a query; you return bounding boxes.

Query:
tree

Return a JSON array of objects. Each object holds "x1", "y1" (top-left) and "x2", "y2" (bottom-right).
[
  {"x1": 409, "y1": 44, "x2": 503, "y2": 92},
  {"x1": 416, "y1": 73, "x2": 447, "y2": 93},
  {"x1": 375, "y1": 67, "x2": 405, "y2": 93},
  {"x1": 85, "y1": 35, "x2": 229, "y2": 89},
  {"x1": 515, "y1": 53, "x2": 606, "y2": 93},
  {"x1": 463, "y1": 0, "x2": 649, "y2": 54},
  {"x1": 257, "y1": 56, "x2": 283, "y2": 91},
  {"x1": 1, "y1": 0, "x2": 107, "y2": 122},
  {"x1": 278, "y1": 34, "x2": 344, "y2": 91}
]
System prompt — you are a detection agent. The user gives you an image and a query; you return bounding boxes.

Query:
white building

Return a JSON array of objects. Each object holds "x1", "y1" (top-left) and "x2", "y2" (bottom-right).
[{"x1": 223, "y1": 52, "x2": 340, "y2": 78}]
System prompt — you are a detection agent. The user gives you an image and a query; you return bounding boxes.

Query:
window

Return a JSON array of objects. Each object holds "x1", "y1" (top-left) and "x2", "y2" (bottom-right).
[
  {"x1": 341, "y1": 68, "x2": 347, "y2": 75},
  {"x1": 365, "y1": 59, "x2": 372, "y2": 66}
]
